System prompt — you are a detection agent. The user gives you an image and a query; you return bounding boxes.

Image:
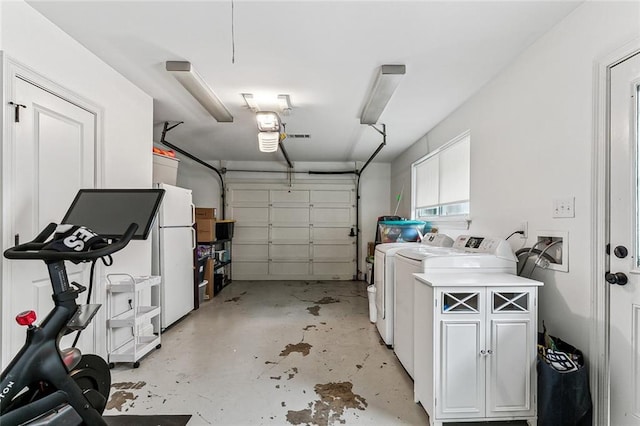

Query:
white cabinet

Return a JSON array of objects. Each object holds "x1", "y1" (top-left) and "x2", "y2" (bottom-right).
[
  {"x1": 414, "y1": 272, "x2": 542, "y2": 426},
  {"x1": 106, "y1": 274, "x2": 162, "y2": 368}
]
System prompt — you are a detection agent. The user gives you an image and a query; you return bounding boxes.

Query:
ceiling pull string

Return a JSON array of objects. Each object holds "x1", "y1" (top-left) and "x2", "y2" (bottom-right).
[{"x1": 231, "y1": 0, "x2": 236, "y2": 64}]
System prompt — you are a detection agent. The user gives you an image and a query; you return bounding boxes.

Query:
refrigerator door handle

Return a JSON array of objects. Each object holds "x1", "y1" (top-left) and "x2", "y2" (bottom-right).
[
  {"x1": 191, "y1": 227, "x2": 196, "y2": 250},
  {"x1": 190, "y1": 203, "x2": 195, "y2": 225}
]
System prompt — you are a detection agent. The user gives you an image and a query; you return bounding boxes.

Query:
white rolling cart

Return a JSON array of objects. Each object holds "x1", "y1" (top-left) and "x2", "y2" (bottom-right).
[{"x1": 106, "y1": 274, "x2": 162, "y2": 368}]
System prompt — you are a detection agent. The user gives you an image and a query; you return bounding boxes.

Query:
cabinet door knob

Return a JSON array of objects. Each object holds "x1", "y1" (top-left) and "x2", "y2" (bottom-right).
[
  {"x1": 487, "y1": 349, "x2": 493, "y2": 355},
  {"x1": 480, "y1": 350, "x2": 486, "y2": 356}
]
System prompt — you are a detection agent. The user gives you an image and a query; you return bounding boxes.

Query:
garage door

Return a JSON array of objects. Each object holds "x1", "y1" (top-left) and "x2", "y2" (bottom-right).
[{"x1": 228, "y1": 181, "x2": 356, "y2": 280}]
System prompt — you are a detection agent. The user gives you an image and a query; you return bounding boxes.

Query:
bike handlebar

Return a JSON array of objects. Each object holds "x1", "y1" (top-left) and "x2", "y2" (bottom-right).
[{"x1": 4, "y1": 223, "x2": 138, "y2": 262}]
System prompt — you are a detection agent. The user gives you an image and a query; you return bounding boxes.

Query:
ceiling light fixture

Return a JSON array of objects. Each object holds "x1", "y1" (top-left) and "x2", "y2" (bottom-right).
[
  {"x1": 278, "y1": 94, "x2": 292, "y2": 116},
  {"x1": 360, "y1": 64, "x2": 406, "y2": 125},
  {"x1": 256, "y1": 111, "x2": 281, "y2": 132},
  {"x1": 258, "y1": 132, "x2": 280, "y2": 153},
  {"x1": 256, "y1": 111, "x2": 281, "y2": 153},
  {"x1": 166, "y1": 61, "x2": 233, "y2": 122},
  {"x1": 242, "y1": 93, "x2": 260, "y2": 112}
]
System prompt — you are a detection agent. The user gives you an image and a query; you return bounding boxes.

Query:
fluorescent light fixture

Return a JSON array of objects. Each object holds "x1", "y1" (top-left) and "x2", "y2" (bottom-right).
[
  {"x1": 258, "y1": 132, "x2": 280, "y2": 152},
  {"x1": 256, "y1": 111, "x2": 281, "y2": 132},
  {"x1": 166, "y1": 61, "x2": 233, "y2": 122},
  {"x1": 278, "y1": 94, "x2": 292, "y2": 115},
  {"x1": 360, "y1": 64, "x2": 406, "y2": 125},
  {"x1": 242, "y1": 93, "x2": 260, "y2": 111}
]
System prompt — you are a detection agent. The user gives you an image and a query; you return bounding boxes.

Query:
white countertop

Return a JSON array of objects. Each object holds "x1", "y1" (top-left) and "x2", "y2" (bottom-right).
[{"x1": 414, "y1": 271, "x2": 543, "y2": 287}]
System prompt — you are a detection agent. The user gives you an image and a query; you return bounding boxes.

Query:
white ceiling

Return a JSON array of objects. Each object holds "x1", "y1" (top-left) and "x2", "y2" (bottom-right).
[{"x1": 28, "y1": 1, "x2": 581, "y2": 165}]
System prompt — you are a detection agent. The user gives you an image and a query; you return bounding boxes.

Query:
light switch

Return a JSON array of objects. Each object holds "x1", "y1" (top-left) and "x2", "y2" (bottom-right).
[{"x1": 553, "y1": 197, "x2": 575, "y2": 218}]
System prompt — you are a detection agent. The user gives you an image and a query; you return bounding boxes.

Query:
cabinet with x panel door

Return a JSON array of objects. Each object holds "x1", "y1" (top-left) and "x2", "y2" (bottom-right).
[{"x1": 413, "y1": 272, "x2": 543, "y2": 426}]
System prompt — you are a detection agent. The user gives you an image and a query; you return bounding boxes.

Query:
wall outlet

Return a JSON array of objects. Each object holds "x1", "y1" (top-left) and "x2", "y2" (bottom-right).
[
  {"x1": 519, "y1": 221, "x2": 528, "y2": 239},
  {"x1": 535, "y1": 230, "x2": 568, "y2": 272}
]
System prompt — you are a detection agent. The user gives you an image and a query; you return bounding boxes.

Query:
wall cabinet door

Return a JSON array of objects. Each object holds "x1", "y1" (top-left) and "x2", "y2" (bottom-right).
[
  {"x1": 439, "y1": 318, "x2": 484, "y2": 417},
  {"x1": 486, "y1": 289, "x2": 535, "y2": 417},
  {"x1": 437, "y1": 290, "x2": 485, "y2": 419}
]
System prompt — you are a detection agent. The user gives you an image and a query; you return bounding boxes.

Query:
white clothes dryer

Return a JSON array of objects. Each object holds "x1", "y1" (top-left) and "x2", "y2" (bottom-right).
[
  {"x1": 393, "y1": 235, "x2": 517, "y2": 379},
  {"x1": 373, "y1": 233, "x2": 454, "y2": 347}
]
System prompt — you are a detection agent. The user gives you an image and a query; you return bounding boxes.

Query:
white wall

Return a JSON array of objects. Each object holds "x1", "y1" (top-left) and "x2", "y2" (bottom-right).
[
  {"x1": 0, "y1": 1, "x2": 154, "y2": 360},
  {"x1": 391, "y1": 1, "x2": 640, "y2": 361},
  {"x1": 175, "y1": 156, "x2": 222, "y2": 211},
  {"x1": 176, "y1": 159, "x2": 391, "y2": 278},
  {"x1": 1, "y1": 1, "x2": 153, "y2": 272},
  {"x1": 359, "y1": 162, "x2": 391, "y2": 265}
]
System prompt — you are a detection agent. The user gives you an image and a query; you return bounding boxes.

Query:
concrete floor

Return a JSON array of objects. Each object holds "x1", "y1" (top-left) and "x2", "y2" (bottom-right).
[{"x1": 105, "y1": 280, "x2": 430, "y2": 425}]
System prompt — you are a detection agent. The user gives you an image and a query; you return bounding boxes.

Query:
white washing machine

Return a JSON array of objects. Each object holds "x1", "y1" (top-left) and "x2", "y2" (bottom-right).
[
  {"x1": 393, "y1": 235, "x2": 516, "y2": 379},
  {"x1": 373, "y1": 233, "x2": 454, "y2": 347}
]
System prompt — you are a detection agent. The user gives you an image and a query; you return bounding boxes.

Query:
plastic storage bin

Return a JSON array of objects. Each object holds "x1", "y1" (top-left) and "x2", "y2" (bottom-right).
[
  {"x1": 199, "y1": 280, "x2": 208, "y2": 304},
  {"x1": 367, "y1": 285, "x2": 377, "y2": 323},
  {"x1": 377, "y1": 220, "x2": 430, "y2": 243},
  {"x1": 152, "y1": 153, "x2": 179, "y2": 185},
  {"x1": 215, "y1": 220, "x2": 235, "y2": 240}
]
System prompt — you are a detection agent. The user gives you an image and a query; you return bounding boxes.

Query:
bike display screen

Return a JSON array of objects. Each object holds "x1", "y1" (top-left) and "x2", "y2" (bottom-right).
[{"x1": 61, "y1": 189, "x2": 165, "y2": 240}]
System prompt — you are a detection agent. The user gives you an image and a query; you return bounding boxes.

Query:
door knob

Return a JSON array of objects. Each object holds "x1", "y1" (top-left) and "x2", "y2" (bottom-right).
[
  {"x1": 614, "y1": 246, "x2": 629, "y2": 259},
  {"x1": 606, "y1": 272, "x2": 628, "y2": 286}
]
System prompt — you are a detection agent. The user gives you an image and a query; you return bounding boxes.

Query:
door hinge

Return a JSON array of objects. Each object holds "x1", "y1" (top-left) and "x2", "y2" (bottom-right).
[{"x1": 8, "y1": 102, "x2": 26, "y2": 123}]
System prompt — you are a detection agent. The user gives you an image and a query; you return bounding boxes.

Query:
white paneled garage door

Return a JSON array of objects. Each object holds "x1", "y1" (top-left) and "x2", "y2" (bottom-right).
[{"x1": 228, "y1": 181, "x2": 356, "y2": 280}]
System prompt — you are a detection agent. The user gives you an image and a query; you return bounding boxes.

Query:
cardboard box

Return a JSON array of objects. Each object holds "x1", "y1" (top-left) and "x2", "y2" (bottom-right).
[
  {"x1": 196, "y1": 219, "x2": 216, "y2": 242},
  {"x1": 204, "y1": 259, "x2": 215, "y2": 298},
  {"x1": 195, "y1": 207, "x2": 217, "y2": 220}
]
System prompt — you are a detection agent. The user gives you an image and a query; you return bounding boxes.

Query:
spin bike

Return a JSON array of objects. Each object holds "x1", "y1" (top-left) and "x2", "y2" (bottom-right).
[{"x1": 0, "y1": 222, "x2": 138, "y2": 425}]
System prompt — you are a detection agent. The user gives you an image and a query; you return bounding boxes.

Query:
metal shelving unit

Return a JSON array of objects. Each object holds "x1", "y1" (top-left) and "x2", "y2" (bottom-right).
[
  {"x1": 106, "y1": 274, "x2": 162, "y2": 368},
  {"x1": 212, "y1": 238, "x2": 233, "y2": 287},
  {"x1": 198, "y1": 236, "x2": 233, "y2": 296}
]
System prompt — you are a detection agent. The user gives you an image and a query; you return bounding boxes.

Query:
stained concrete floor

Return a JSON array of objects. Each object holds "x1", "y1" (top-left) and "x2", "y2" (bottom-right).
[{"x1": 104, "y1": 280, "x2": 431, "y2": 425}]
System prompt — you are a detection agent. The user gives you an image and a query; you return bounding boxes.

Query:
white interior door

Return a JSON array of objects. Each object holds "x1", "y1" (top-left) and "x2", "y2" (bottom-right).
[
  {"x1": 609, "y1": 51, "x2": 640, "y2": 425},
  {"x1": 3, "y1": 76, "x2": 95, "y2": 366}
]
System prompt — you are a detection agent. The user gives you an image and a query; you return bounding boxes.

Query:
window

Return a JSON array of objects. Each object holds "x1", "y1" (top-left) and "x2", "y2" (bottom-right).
[{"x1": 412, "y1": 132, "x2": 470, "y2": 222}]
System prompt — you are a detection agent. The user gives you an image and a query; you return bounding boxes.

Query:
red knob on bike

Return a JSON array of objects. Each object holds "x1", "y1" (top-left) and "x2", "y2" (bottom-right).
[{"x1": 16, "y1": 310, "x2": 37, "y2": 326}]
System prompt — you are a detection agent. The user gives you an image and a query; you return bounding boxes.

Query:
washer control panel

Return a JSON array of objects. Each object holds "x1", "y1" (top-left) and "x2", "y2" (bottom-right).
[
  {"x1": 453, "y1": 235, "x2": 514, "y2": 260},
  {"x1": 421, "y1": 233, "x2": 454, "y2": 247}
]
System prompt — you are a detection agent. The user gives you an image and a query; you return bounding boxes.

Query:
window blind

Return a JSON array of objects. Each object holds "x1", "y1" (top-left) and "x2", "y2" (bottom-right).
[
  {"x1": 439, "y1": 136, "x2": 470, "y2": 205},
  {"x1": 413, "y1": 133, "x2": 470, "y2": 213}
]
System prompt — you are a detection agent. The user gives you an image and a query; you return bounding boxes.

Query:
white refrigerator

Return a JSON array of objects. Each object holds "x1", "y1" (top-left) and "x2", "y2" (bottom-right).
[{"x1": 152, "y1": 183, "x2": 196, "y2": 330}]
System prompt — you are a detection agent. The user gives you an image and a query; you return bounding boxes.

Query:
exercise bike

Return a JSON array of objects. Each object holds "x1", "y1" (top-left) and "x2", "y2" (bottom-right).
[{"x1": 0, "y1": 222, "x2": 138, "y2": 425}]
